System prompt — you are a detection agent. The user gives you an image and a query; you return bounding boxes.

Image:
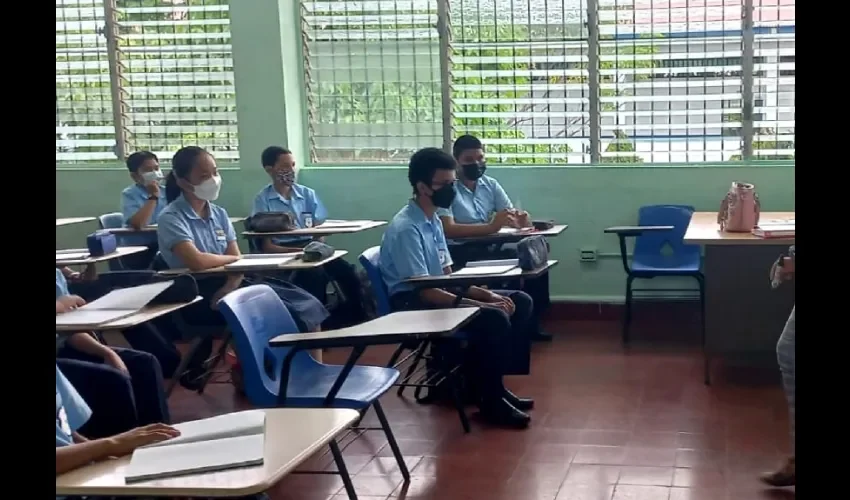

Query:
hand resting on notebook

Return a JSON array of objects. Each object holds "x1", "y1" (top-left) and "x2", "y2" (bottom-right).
[{"x1": 57, "y1": 423, "x2": 180, "y2": 475}]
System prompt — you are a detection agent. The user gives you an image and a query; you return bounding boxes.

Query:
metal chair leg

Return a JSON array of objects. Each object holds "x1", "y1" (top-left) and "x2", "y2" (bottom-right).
[
  {"x1": 373, "y1": 400, "x2": 410, "y2": 483},
  {"x1": 329, "y1": 439, "x2": 358, "y2": 499},
  {"x1": 623, "y1": 275, "x2": 635, "y2": 345},
  {"x1": 696, "y1": 275, "x2": 710, "y2": 385}
]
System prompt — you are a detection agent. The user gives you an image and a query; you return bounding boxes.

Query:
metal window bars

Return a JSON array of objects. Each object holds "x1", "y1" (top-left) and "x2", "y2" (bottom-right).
[{"x1": 56, "y1": 0, "x2": 239, "y2": 164}]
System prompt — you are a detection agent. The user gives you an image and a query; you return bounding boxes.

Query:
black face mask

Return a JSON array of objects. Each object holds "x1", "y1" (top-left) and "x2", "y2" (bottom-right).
[
  {"x1": 461, "y1": 161, "x2": 486, "y2": 181},
  {"x1": 430, "y1": 184, "x2": 457, "y2": 209}
]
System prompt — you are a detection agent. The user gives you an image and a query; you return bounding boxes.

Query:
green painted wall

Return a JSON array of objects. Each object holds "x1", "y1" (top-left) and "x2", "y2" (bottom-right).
[{"x1": 56, "y1": 164, "x2": 794, "y2": 301}]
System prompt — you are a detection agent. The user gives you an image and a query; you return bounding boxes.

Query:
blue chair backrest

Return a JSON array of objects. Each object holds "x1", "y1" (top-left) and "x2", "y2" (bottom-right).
[
  {"x1": 218, "y1": 284, "x2": 316, "y2": 407},
  {"x1": 98, "y1": 212, "x2": 124, "y2": 230},
  {"x1": 634, "y1": 205, "x2": 700, "y2": 262},
  {"x1": 358, "y1": 246, "x2": 392, "y2": 317}
]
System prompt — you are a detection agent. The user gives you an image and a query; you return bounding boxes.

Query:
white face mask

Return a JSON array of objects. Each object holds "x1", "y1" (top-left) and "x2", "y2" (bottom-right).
[
  {"x1": 192, "y1": 174, "x2": 222, "y2": 201},
  {"x1": 140, "y1": 170, "x2": 163, "y2": 184}
]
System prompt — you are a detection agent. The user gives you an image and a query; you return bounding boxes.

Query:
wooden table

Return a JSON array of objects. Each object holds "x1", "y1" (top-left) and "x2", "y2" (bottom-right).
[
  {"x1": 405, "y1": 260, "x2": 559, "y2": 289},
  {"x1": 243, "y1": 219, "x2": 386, "y2": 238},
  {"x1": 451, "y1": 224, "x2": 568, "y2": 245},
  {"x1": 107, "y1": 217, "x2": 246, "y2": 235},
  {"x1": 56, "y1": 217, "x2": 96, "y2": 227},
  {"x1": 269, "y1": 308, "x2": 481, "y2": 350},
  {"x1": 56, "y1": 246, "x2": 150, "y2": 266},
  {"x1": 684, "y1": 212, "x2": 795, "y2": 376},
  {"x1": 56, "y1": 408, "x2": 360, "y2": 498},
  {"x1": 158, "y1": 250, "x2": 348, "y2": 276}
]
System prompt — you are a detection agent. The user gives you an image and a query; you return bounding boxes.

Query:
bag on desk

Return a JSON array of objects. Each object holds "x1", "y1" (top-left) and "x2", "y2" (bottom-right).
[
  {"x1": 302, "y1": 241, "x2": 334, "y2": 262},
  {"x1": 517, "y1": 235, "x2": 550, "y2": 271},
  {"x1": 717, "y1": 181, "x2": 760, "y2": 232},
  {"x1": 86, "y1": 230, "x2": 117, "y2": 257},
  {"x1": 245, "y1": 212, "x2": 297, "y2": 233}
]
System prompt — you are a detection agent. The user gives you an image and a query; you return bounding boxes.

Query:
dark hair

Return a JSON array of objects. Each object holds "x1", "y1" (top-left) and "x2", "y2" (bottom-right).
[
  {"x1": 452, "y1": 134, "x2": 483, "y2": 159},
  {"x1": 408, "y1": 147, "x2": 456, "y2": 195},
  {"x1": 261, "y1": 146, "x2": 292, "y2": 168},
  {"x1": 126, "y1": 151, "x2": 158, "y2": 173},
  {"x1": 165, "y1": 146, "x2": 208, "y2": 203}
]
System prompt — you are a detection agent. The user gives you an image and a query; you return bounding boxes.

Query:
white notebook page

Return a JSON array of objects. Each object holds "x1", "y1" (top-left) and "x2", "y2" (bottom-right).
[
  {"x1": 452, "y1": 265, "x2": 516, "y2": 276},
  {"x1": 144, "y1": 410, "x2": 266, "y2": 449}
]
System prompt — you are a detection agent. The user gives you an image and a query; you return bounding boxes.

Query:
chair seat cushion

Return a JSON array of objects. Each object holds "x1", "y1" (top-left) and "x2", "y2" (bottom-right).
[
  {"x1": 278, "y1": 364, "x2": 400, "y2": 410},
  {"x1": 632, "y1": 254, "x2": 700, "y2": 274}
]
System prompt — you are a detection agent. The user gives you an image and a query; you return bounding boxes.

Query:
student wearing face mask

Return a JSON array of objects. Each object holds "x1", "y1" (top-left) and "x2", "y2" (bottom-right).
[
  {"x1": 437, "y1": 135, "x2": 552, "y2": 341},
  {"x1": 158, "y1": 147, "x2": 329, "y2": 337},
  {"x1": 250, "y1": 146, "x2": 366, "y2": 327},
  {"x1": 379, "y1": 147, "x2": 534, "y2": 429},
  {"x1": 119, "y1": 151, "x2": 168, "y2": 269}
]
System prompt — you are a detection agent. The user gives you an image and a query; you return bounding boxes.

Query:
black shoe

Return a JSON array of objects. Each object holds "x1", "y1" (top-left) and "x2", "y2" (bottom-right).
[
  {"x1": 503, "y1": 389, "x2": 534, "y2": 411},
  {"x1": 479, "y1": 398, "x2": 531, "y2": 429},
  {"x1": 531, "y1": 330, "x2": 554, "y2": 342}
]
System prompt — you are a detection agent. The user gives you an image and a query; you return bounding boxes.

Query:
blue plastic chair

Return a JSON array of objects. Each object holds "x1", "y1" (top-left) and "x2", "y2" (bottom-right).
[
  {"x1": 97, "y1": 212, "x2": 127, "y2": 271},
  {"x1": 217, "y1": 284, "x2": 410, "y2": 481},
  {"x1": 358, "y1": 246, "x2": 471, "y2": 433},
  {"x1": 605, "y1": 205, "x2": 706, "y2": 378}
]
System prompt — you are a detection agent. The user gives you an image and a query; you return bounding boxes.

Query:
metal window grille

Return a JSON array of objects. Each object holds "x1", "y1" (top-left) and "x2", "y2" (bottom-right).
[
  {"x1": 55, "y1": 0, "x2": 239, "y2": 165},
  {"x1": 301, "y1": 0, "x2": 794, "y2": 165},
  {"x1": 301, "y1": 0, "x2": 444, "y2": 163}
]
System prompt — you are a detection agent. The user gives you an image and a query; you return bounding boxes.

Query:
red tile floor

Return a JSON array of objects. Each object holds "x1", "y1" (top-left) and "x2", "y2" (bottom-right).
[{"x1": 169, "y1": 314, "x2": 795, "y2": 500}]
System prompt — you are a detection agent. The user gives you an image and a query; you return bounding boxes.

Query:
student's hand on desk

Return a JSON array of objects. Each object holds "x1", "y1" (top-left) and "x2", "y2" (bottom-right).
[
  {"x1": 103, "y1": 350, "x2": 129, "y2": 376},
  {"x1": 56, "y1": 295, "x2": 86, "y2": 313},
  {"x1": 107, "y1": 423, "x2": 181, "y2": 457},
  {"x1": 490, "y1": 209, "x2": 516, "y2": 229},
  {"x1": 515, "y1": 210, "x2": 532, "y2": 228}
]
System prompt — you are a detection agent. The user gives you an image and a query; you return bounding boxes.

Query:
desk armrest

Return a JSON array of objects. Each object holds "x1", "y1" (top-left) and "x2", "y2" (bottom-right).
[
  {"x1": 603, "y1": 225, "x2": 674, "y2": 237},
  {"x1": 270, "y1": 330, "x2": 424, "y2": 350}
]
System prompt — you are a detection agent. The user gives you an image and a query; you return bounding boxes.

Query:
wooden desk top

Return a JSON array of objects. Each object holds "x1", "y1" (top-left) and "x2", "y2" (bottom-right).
[
  {"x1": 56, "y1": 246, "x2": 150, "y2": 265},
  {"x1": 452, "y1": 224, "x2": 568, "y2": 245},
  {"x1": 107, "y1": 217, "x2": 245, "y2": 235},
  {"x1": 405, "y1": 260, "x2": 559, "y2": 288},
  {"x1": 56, "y1": 217, "x2": 96, "y2": 227},
  {"x1": 158, "y1": 250, "x2": 348, "y2": 276},
  {"x1": 55, "y1": 297, "x2": 203, "y2": 332},
  {"x1": 55, "y1": 408, "x2": 360, "y2": 498},
  {"x1": 269, "y1": 307, "x2": 481, "y2": 349},
  {"x1": 684, "y1": 211, "x2": 795, "y2": 246},
  {"x1": 243, "y1": 220, "x2": 386, "y2": 238}
]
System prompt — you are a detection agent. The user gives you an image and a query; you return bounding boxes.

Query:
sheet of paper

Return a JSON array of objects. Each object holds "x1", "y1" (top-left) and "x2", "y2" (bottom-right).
[
  {"x1": 466, "y1": 259, "x2": 519, "y2": 268},
  {"x1": 56, "y1": 251, "x2": 90, "y2": 261},
  {"x1": 125, "y1": 434, "x2": 264, "y2": 483},
  {"x1": 145, "y1": 409, "x2": 266, "y2": 449},
  {"x1": 83, "y1": 281, "x2": 174, "y2": 311},
  {"x1": 238, "y1": 253, "x2": 300, "y2": 260},
  {"x1": 224, "y1": 256, "x2": 296, "y2": 270},
  {"x1": 452, "y1": 265, "x2": 516, "y2": 276},
  {"x1": 497, "y1": 227, "x2": 534, "y2": 235},
  {"x1": 318, "y1": 220, "x2": 371, "y2": 228},
  {"x1": 55, "y1": 308, "x2": 138, "y2": 327}
]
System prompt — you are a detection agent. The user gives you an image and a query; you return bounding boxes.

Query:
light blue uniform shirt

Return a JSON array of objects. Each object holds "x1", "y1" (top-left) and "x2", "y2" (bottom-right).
[
  {"x1": 250, "y1": 183, "x2": 328, "y2": 245},
  {"x1": 435, "y1": 175, "x2": 514, "y2": 224},
  {"x1": 156, "y1": 194, "x2": 237, "y2": 269},
  {"x1": 56, "y1": 268, "x2": 70, "y2": 298},
  {"x1": 120, "y1": 184, "x2": 167, "y2": 245},
  {"x1": 56, "y1": 365, "x2": 92, "y2": 447},
  {"x1": 379, "y1": 200, "x2": 453, "y2": 296}
]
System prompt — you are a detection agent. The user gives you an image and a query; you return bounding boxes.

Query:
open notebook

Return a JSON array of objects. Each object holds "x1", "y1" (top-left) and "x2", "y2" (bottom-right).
[
  {"x1": 125, "y1": 410, "x2": 266, "y2": 483},
  {"x1": 452, "y1": 259, "x2": 518, "y2": 276},
  {"x1": 224, "y1": 254, "x2": 297, "y2": 271},
  {"x1": 55, "y1": 280, "x2": 174, "y2": 328}
]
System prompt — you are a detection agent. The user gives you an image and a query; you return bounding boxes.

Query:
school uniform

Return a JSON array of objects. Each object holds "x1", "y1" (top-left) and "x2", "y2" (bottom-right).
[
  {"x1": 158, "y1": 193, "x2": 329, "y2": 332},
  {"x1": 379, "y1": 200, "x2": 533, "y2": 390},
  {"x1": 119, "y1": 184, "x2": 167, "y2": 269},
  {"x1": 250, "y1": 183, "x2": 366, "y2": 326},
  {"x1": 436, "y1": 176, "x2": 551, "y2": 313}
]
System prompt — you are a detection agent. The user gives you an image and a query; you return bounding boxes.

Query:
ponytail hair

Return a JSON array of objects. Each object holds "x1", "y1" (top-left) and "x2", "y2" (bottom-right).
[
  {"x1": 164, "y1": 171, "x2": 181, "y2": 203},
  {"x1": 166, "y1": 146, "x2": 208, "y2": 203}
]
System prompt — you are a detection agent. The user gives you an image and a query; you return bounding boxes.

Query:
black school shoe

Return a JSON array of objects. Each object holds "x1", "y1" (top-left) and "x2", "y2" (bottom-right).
[
  {"x1": 503, "y1": 389, "x2": 534, "y2": 411},
  {"x1": 479, "y1": 398, "x2": 531, "y2": 429},
  {"x1": 531, "y1": 330, "x2": 554, "y2": 342}
]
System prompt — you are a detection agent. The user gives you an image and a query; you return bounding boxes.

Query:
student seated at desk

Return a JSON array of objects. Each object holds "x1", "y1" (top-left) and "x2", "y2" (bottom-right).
[
  {"x1": 56, "y1": 293, "x2": 170, "y2": 439},
  {"x1": 158, "y1": 146, "x2": 329, "y2": 336},
  {"x1": 120, "y1": 151, "x2": 168, "y2": 269},
  {"x1": 437, "y1": 134, "x2": 552, "y2": 341},
  {"x1": 251, "y1": 146, "x2": 366, "y2": 327},
  {"x1": 55, "y1": 366, "x2": 270, "y2": 500},
  {"x1": 379, "y1": 147, "x2": 535, "y2": 429}
]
